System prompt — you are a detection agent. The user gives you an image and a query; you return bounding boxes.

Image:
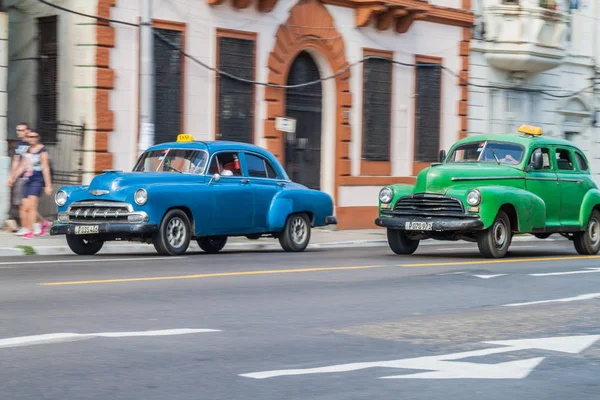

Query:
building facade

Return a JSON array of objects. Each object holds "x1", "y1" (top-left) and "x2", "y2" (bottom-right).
[
  {"x1": 467, "y1": 0, "x2": 600, "y2": 178},
  {"x1": 3, "y1": 0, "x2": 472, "y2": 228}
]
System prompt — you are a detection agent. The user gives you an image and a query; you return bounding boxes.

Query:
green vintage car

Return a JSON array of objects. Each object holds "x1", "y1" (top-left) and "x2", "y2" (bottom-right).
[{"x1": 375, "y1": 125, "x2": 600, "y2": 258}]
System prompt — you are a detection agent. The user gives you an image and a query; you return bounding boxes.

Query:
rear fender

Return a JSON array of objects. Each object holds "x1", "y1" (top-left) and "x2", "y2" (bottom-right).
[
  {"x1": 579, "y1": 189, "x2": 600, "y2": 228},
  {"x1": 267, "y1": 189, "x2": 334, "y2": 231}
]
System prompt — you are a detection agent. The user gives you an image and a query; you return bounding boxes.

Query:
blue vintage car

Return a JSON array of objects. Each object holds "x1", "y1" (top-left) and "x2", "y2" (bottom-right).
[{"x1": 50, "y1": 135, "x2": 337, "y2": 255}]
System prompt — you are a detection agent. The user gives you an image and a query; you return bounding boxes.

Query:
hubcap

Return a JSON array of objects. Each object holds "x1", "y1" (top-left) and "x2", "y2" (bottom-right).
[
  {"x1": 166, "y1": 217, "x2": 186, "y2": 248},
  {"x1": 493, "y1": 220, "x2": 507, "y2": 249},
  {"x1": 291, "y1": 216, "x2": 308, "y2": 244},
  {"x1": 588, "y1": 218, "x2": 600, "y2": 248}
]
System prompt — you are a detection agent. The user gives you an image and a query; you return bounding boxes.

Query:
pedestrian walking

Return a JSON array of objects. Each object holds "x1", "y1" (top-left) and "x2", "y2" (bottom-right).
[{"x1": 7, "y1": 129, "x2": 53, "y2": 239}]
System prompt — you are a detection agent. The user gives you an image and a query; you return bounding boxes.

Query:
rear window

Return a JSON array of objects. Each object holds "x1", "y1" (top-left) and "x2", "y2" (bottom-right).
[{"x1": 575, "y1": 152, "x2": 589, "y2": 171}]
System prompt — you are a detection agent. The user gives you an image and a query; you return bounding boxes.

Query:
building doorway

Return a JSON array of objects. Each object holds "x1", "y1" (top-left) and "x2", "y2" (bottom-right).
[{"x1": 285, "y1": 51, "x2": 322, "y2": 190}]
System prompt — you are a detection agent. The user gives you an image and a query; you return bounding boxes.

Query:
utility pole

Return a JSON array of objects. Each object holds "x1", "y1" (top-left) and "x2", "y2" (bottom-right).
[{"x1": 137, "y1": 0, "x2": 155, "y2": 155}]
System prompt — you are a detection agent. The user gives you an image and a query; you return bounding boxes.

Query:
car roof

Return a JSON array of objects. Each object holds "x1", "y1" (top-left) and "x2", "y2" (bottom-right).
[
  {"x1": 146, "y1": 140, "x2": 270, "y2": 154},
  {"x1": 454, "y1": 133, "x2": 582, "y2": 150}
]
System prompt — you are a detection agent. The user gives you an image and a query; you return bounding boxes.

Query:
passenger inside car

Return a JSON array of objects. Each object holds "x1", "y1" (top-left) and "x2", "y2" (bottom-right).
[{"x1": 208, "y1": 152, "x2": 242, "y2": 176}]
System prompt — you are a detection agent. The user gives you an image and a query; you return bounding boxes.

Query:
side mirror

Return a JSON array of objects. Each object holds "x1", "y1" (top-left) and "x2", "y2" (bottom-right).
[
  {"x1": 529, "y1": 150, "x2": 543, "y2": 171},
  {"x1": 439, "y1": 150, "x2": 447, "y2": 163},
  {"x1": 209, "y1": 173, "x2": 221, "y2": 185}
]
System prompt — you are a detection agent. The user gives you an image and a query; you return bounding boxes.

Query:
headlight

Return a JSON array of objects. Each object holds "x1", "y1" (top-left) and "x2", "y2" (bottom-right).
[
  {"x1": 379, "y1": 187, "x2": 393, "y2": 204},
  {"x1": 466, "y1": 189, "x2": 481, "y2": 206},
  {"x1": 134, "y1": 188, "x2": 148, "y2": 205},
  {"x1": 55, "y1": 190, "x2": 67, "y2": 206}
]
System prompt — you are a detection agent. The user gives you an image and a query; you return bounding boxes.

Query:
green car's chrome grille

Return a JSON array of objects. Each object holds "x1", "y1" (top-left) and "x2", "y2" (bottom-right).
[{"x1": 390, "y1": 194, "x2": 466, "y2": 217}]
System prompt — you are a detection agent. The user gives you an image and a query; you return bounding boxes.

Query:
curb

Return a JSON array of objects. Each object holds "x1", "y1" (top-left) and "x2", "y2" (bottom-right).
[{"x1": 0, "y1": 234, "x2": 566, "y2": 257}]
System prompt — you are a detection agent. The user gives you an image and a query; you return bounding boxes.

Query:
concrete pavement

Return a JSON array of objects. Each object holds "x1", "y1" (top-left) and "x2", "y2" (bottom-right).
[
  {"x1": 0, "y1": 227, "x2": 566, "y2": 257},
  {"x1": 0, "y1": 241, "x2": 598, "y2": 399}
]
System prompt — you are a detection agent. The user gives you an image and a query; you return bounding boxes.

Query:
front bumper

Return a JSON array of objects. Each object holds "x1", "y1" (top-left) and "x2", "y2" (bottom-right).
[
  {"x1": 50, "y1": 223, "x2": 158, "y2": 236},
  {"x1": 375, "y1": 216, "x2": 484, "y2": 231}
]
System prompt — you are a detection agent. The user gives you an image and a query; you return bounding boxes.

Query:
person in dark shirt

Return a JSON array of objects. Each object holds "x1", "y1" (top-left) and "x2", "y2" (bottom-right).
[
  {"x1": 8, "y1": 123, "x2": 31, "y2": 235},
  {"x1": 8, "y1": 129, "x2": 53, "y2": 239}
]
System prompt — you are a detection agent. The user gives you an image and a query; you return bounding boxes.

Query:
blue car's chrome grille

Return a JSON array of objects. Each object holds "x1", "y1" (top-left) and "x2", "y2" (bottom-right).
[
  {"x1": 389, "y1": 194, "x2": 466, "y2": 218},
  {"x1": 67, "y1": 201, "x2": 133, "y2": 223}
]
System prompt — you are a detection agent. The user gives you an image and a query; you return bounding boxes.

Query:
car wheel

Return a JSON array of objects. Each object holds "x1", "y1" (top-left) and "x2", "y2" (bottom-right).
[
  {"x1": 387, "y1": 229, "x2": 419, "y2": 255},
  {"x1": 152, "y1": 234, "x2": 168, "y2": 255},
  {"x1": 279, "y1": 213, "x2": 311, "y2": 252},
  {"x1": 477, "y1": 210, "x2": 512, "y2": 258},
  {"x1": 156, "y1": 209, "x2": 191, "y2": 256},
  {"x1": 66, "y1": 235, "x2": 104, "y2": 256},
  {"x1": 198, "y1": 236, "x2": 228, "y2": 254},
  {"x1": 534, "y1": 233, "x2": 552, "y2": 239},
  {"x1": 573, "y1": 210, "x2": 600, "y2": 255}
]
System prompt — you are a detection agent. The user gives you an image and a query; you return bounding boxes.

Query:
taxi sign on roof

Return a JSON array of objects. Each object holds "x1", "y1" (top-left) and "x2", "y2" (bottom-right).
[
  {"x1": 518, "y1": 124, "x2": 542, "y2": 136},
  {"x1": 177, "y1": 133, "x2": 194, "y2": 142}
]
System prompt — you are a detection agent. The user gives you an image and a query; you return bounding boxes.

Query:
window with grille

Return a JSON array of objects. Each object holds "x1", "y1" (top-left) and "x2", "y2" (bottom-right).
[
  {"x1": 217, "y1": 35, "x2": 255, "y2": 143},
  {"x1": 414, "y1": 62, "x2": 441, "y2": 162},
  {"x1": 362, "y1": 58, "x2": 392, "y2": 161},
  {"x1": 153, "y1": 28, "x2": 183, "y2": 144},
  {"x1": 37, "y1": 16, "x2": 58, "y2": 143}
]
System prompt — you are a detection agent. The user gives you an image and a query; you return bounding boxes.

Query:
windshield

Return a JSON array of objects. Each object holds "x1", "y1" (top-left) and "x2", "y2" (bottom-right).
[
  {"x1": 447, "y1": 141, "x2": 524, "y2": 165},
  {"x1": 133, "y1": 149, "x2": 208, "y2": 174}
]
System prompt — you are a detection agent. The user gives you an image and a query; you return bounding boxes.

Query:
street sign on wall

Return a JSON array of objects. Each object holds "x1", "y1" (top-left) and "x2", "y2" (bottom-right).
[{"x1": 275, "y1": 117, "x2": 297, "y2": 133}]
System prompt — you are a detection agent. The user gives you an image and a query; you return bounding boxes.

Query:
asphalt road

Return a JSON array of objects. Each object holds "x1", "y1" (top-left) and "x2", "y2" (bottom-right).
[{"x1": 0, "y1": 239, "x2": 599, "y2": 400}]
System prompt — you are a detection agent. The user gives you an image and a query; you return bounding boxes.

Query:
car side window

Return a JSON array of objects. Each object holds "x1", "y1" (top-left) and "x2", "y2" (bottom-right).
[
  {"x1": 575, "y1": 151, "x2": 589, "y2": 171},
  {"x1": 556, "y1": 149, "x2": 574, "y2": 171},
  {"x1": 245, "y1": 153, "x2": 279, "y2": 179},
  {"x1": 530, "y1": 148, "x2": 551, "y2": 170},
  {"x1": 208, "y1": 152, "x2": 242, "y2": 176}
]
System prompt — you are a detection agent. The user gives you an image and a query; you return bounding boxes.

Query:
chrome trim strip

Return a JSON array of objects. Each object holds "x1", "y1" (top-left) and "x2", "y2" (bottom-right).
[
  {"x1": 451, "y1": 176, "x2": 525, "y2": 181},
  {"x1": 525, "y1": 177, "x2": 558, "y2": 181},
  {"x1": 67, "y1": 201, "x2": 133, "y2": 212},
  {"x1": 559, "y1": 178, "x2": 583, "y2": 183}
]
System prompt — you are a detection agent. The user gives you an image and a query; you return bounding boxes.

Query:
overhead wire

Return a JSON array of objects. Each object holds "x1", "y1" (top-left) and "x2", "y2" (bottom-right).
[{"x1": 36, "y1": 0, "x2": 596, "y2": 98}]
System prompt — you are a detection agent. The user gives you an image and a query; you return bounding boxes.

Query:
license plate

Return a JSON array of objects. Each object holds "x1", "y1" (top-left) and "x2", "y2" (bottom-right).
[
  {"x1": 405, "y1": 221, "x2": 433, "y2": 231},
  {"x1": 74, "y1": 225, "x2": 99, "y2": 235}
]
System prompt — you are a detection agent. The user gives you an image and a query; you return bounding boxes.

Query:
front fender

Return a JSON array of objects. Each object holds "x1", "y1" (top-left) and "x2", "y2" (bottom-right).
[
  {"x1": 267, "y1": 189, "x2": 334, "y2": 231},
  {"x1": 446, "y1": 185, "x2": 546, "y2": 231},
  {"x1": 579, "y1": 189, "x2": 600, "y2": 227}
]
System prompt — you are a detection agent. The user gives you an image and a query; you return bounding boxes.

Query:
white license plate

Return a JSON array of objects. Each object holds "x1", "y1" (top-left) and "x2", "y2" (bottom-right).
[
  {"x1": 74, "y1": 225, "x2": 99, "y2": 235},
  {"x1": 405, "y1": 222, "x2": 433, "y2": 231}
]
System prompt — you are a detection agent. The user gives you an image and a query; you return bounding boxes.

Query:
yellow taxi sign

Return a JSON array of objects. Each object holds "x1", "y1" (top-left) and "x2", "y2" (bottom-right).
[
  {"x1": 518, "y1": 124, "x2": 542, "y2": 136},
  {"x1": 177, "y1": 133, "x2": 194, "y2": 142}
]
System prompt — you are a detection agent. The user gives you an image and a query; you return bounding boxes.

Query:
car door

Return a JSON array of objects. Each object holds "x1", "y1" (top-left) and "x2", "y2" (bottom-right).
[
  {"x1": 207, "y1": 151, "x2": 255, "y2": 234},
  {"x1": 554, "y1": 147, "x2": 588, "y2": 229},
  {"x1": 524, "y1": 147, "x2": 561, "y2": 229},
  {"x1": 241, "y1": 152, "x2": 284, "y2": 230}
]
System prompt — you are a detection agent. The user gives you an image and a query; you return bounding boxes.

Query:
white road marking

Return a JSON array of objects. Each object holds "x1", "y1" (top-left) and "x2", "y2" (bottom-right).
[
  {"x1": 380, "y1": 358, "x2": 545, "y2": 379},
  {"x1": 240, "y1": 335, "x2": 599, "y2": 380},
  {"x1": 503, "y1": 293, "x2": 600, "y2": 307},
  {"x1": 0, "y1": 256, "x2": 186, "y2": 267},
  {"x1": 473, "y1": 274, "x2": 507, "y2": 279},
  {"x1": 0, "y1": 328, "x2": 220, "y2": 349},
  {"x1": 529, "y1": 267, "x2": 600, "y2": 277}
]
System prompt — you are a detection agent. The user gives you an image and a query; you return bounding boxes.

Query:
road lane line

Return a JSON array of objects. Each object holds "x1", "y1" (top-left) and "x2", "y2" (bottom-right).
[
  {"x1": 502, "y1": 293, "x2": 600, "y2": 307},
  {"x1": 0, "y1": 256, "x2": 186, "y2": 267},
  {"x1": 0, "y1": 329, "x2": 220, "y2": 349},
  {"x1": 40, "y1": 265, "x2": 382, "y2": 286},
  {"x1": 529, "y1": 268, "x2": 600, "y2": 277},
  {"x1": 400, "y1": 255, "x2": 600, "y2": 267}
]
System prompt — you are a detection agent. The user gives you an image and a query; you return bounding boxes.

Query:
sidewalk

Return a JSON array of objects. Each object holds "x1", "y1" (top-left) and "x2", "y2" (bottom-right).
[{"x1": 0, "y1": 228, "x2": 561, "y2": 257}]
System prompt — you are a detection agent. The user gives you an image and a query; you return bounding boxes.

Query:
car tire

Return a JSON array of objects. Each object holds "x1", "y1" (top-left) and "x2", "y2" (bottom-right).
[
  {"x1": 279, "y1": 213, "x2": 311, "y2": 252},
  {"x1": 152, "y1": 235, "x2": 168, "y2": 255},
  {"x1": 155, "y1": 209, "x2": 191, "y2": 256},
  {"x1": 198, "y1": 236, "x2": 228, "y2": 254},
  {"x1": 477, "y1": 210, "x2": 512, "y2": 258},
  {"x1": 66, "y1": 235, "x2": 104, "y2": 256},
  {"x1": 387, "y1": 229, "x2": 419, "y2": 255},
  {"x1": 534, "y1": 233, "x2": 552, "y2": 239},
  {"x1": 573, "y1": 210, "x2": 600, "y2": 255}
]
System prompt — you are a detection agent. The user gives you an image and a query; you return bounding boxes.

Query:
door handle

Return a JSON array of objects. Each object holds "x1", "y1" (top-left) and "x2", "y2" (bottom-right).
[
  {"x1": 277, "y1": 182, "x2": 286, "y2": 187},
  {"x1": 240, "y1": 178, "x2": 250, "y2": 184}
]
